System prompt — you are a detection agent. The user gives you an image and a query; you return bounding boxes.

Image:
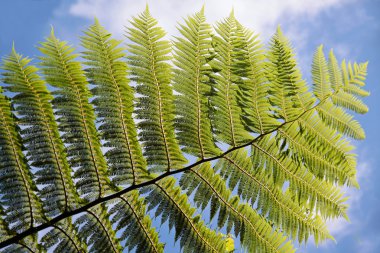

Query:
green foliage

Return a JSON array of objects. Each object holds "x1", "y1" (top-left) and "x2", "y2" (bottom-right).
[
  {"x1": 180, "y1": 163, "x2": 295, "y2": 252},
  {"x1": 41, "y1": 219, "x2": 86, "y2": 252},
  {"x1": 2, "y1": 48, "x2": 79, "y2": 216},
  {"x1": 39, "y1": 30, "x2": 112, "y2": 201},
  {"x1": 127, "y1": 6, "x2": 187, "y2": 172},
  {"x1": 266, "y1": 27, "x2": 313, "y2": 121},
  {"x1": 81, "y1": 19, "x2": 149, "y2": 186},
  {"x1": 214, "y1": 149, "x2": 332, "y2": 243},
  {"x1": 210, "y1": 11, "x2": 252, "y2": 146},
  {"x1": 110, "y1": 191, "x2": 164, "y2": 253},
  {"x1": 0, "y1": 86, "x2": 44, "y2": 232},
  {"x1": 142, "y1": 176, "x2": 226, "y2": 252},
  {"x1": 233, "y1": 19, "x2": 279, "y2": 134},
  {"x1": 0, "y1": 6, "x2": 369, "y2": 253},
  {"x1": 173, "y1": 7, "x2": 220, "y2": 158},
  {"x1": 75, "y1": 205, "x2": 122, "y2": 252}
]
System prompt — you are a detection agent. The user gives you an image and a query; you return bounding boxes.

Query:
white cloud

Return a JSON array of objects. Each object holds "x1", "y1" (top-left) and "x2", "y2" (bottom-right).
[
  {"x1": 53, "y1": 0, "x2": 356, "y2": 80},
  {"x1": 65, "y1": 0, "x2": 352, "y2": 40}
]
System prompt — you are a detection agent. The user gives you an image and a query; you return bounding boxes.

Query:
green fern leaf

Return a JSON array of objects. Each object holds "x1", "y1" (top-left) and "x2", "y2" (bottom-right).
[
  {"x1": 181, "y1": 163, "x2": 297, "y2": 252},
  {"x1": 41, "y1": 218, "x2": 87, "y2": 252},
  {"x1": 331, "y1": 91, "x2": 368, "y2": 114},
  {"x1": 345, "y1": 61, "x2": 368, "y2": 87},
  {"x1": 39, "y1": 29, "x2": 112, "y2": 200},
  {"x1": 127, "y1": 7, "x2": 187, "y2": 172},
  {"x1": 317, "y1": 100, "x2": 365, "y2": 139},
  {"x1": 297, "y1": 112, "x2": 356, "y2": 171},
  {"x1": 312, "y1": 47, "x2": 366, "y2": 140},
  {"x1": 209, "y1": 12, "x2": 252, "y2": 146},
  {"x1": 173, "y1": 7, "x2": 221, "y2": 158},
  {"x1": 81, "y1": 19, "x2": 148, "y2": 186},
  {"x1": 278, "y1": 123, "x2": 357, "y2": 186},
  {"x1": 342, "y1": 82, "x2": 370, "y2": 97},
  {"x1": 214, "y1": 149, "x2": 332, "y2": 243},
  {"x1": 232, "y1": 21, "x2": 280, "y2": 134},
  {"x1": 328, "y1": 49, "x2": 344, "y2": 91},
  {"x1": 0, "y1": 209, "x2": 12, "y2": 242},
  {"x1": 110, "y1": 190, "x2": 164, "y2": 253},
  {"x1": 142, "y1": 176, "x2": 226, "y2": 253},
  {"x1": 3, "y1": 235, "x2": 43, "y2": 253},
  {"x1": 75, "y1": 205, "x2": 122, "y2": 252},
  {"x1": 1, "y1": 48, "x2": 79, "y2": 216},
  {"x1": 328, "y1": 50, "x2": 368, "y2": 114},
  {"x1": 0, "y1": 87, "x2": 45, "y2": 232},
  {"x1": 0, "y1": 7, "x2": 371, "y2": 253},
  {"x1": 341, "y1": 60, "x2": 370, "y2": 96},
  {"x1": 266, "y1": 27, "x2": 314, "y2": 121},
  {"x1": 312, "y1": 45, "x2": 332, "y2": 100},
  {"x1": 252, "y1": 135, "x2": 348, "y2": 220}
]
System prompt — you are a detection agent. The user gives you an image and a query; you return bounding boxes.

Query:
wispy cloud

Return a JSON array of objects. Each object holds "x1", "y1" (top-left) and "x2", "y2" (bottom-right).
[
  {"x1": 50, "y1": 0, "x2": 360, "y2": 79},
  {"x1": 61, "y1": 0, "x2": 353, "y2": 39}
]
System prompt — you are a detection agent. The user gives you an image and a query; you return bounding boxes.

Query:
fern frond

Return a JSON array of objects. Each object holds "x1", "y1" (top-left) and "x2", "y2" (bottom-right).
[
  {"x1": 311, "y1": 47, "x2": 366, "y2": 139},
  {"x1": 213, "y1": 149, "x2": 332, "y2": 243},
  {"x1": 181, "y1": 163, "x2": 296, "y2": 252},
  {"x1": 39, "y1": 29, "x2": 111, "y2": 200},
  {"x1": 345, "y1": 61, "x2": 368, "y2": 87},
  {"x1": 75, "y1": 205, "x2": 122, "y2": 252},
  {"x1": 210, "y1": 12, "x2": 252, "y2": 146},
  {"x1": 312, "y1": 45, "x2": 332, "y2": 100},
  {"x1": 81, "y1": 19, "x2": 148, "y2": 186},
  {"x1": 341, "y1": 60, "x2": 370, "y2": 96},
  {"x1": 41, "y1": 218, "x2": 87, "y2": 252},
  {"x1": 342, "y1": 81, "x2": 370, "y2": 97},
  {"x1": 278, "y1": 123, "x2": 357, "y2": 186},
  {"x1": 142, "y1": 176, "x2": 226, "y2": 253},
  {"x1": 232, "y1": 21, "x2": 279, "y2": 134},
  {"x1": 252, "y1": 135, "x2": 348, "y2": 220},
  {"x1": 297, "y1": 112, "x2": 355, "y2": 163},
  {"x1": 109, "y1": 190, "x2": 164, "y2": 253},
  {"x1": 328, "y1": 49, "x2": 343, "y2": 91},
  {"x1": 1, "y1": 48, "x2": 78, "y2": 216},
  {"x1": 317, "y1": 100, "x2": 365, "y2": 139},
  {"x1": 331, "y1": 91, "x2": 368, "y2": 114},
  {"x1": 173, "y1": 8, "x2": 220, "y2": 158},
  {"x1": 328, "y1": 50, "x2": 368, "y2": 114},
  {"x1": 0, "y1": 87, "x2": 45, "y2": 232},
  {"x1": 127, "y1": 7, "x2": 187, "y2": 172},
  {"x1": 266, "y1": 27, "x2": 314, "y2": 121}
]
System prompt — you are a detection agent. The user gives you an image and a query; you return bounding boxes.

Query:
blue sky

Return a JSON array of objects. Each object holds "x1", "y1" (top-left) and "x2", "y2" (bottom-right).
[{"x1": 0, "y1": 0, "x2": 379, "y2": 252}]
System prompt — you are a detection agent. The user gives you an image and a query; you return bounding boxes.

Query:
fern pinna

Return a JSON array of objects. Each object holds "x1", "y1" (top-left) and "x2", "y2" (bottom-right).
[{"x1": 0, "y1": 6, "x2": 370, "y2": 253}]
